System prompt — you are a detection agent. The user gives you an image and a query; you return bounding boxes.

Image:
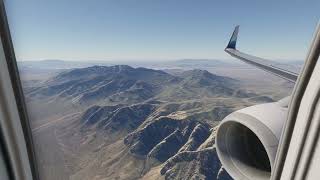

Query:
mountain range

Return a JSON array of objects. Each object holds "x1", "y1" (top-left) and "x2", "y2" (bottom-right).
[{"x1": 24, "y1": 65, "x2": 276, "y2": 180}]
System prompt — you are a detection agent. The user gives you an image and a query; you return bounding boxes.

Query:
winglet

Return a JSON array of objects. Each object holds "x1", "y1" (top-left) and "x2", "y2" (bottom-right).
[
  {"x1": 225, "y1": 25, "x2": 240, "y2": 50},
  {"x1": 224, "y1": 25, "x2": 298, "y2": 82}
]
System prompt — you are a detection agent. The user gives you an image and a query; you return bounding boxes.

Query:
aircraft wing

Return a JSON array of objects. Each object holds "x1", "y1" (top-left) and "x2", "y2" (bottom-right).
[{"x1": 225, "y1": 25, "x2": 299, "y2": 83}]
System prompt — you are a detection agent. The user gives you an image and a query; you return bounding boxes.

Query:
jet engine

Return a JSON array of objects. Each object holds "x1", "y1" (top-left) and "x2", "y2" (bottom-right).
[{"x1": 216, "y1": 98, "x2": 289, "y2": 180}]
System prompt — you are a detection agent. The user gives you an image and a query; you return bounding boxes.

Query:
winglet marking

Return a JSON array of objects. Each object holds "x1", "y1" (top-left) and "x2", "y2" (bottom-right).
[{"x1": 226, "y1": 25, "x2": 240, "y2": 49}]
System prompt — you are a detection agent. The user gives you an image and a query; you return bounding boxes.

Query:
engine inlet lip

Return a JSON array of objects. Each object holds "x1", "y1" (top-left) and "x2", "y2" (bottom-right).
[{"x1": 216, "y1": 112, "x2": 279, "y2": 180}]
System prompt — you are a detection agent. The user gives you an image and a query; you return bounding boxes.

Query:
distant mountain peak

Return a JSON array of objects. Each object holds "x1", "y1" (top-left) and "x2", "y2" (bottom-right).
[
  {"x1": 177, "y1": 69, "x2": 235, "y2": 88},
  {"x1": 183, "y1": 69, "x2": 214, "y2": 77}
]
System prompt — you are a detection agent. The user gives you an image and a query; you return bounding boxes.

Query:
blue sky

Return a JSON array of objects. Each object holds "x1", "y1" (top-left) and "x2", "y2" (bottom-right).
[{"x1": 5, "y1": 0, "x2": 320, "y2": 61}]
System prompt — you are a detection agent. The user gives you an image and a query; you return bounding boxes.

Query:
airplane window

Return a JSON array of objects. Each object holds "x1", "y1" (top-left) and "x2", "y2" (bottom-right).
[{"x1": 4, "y1": 1, "x2": 319, "y2": 180}]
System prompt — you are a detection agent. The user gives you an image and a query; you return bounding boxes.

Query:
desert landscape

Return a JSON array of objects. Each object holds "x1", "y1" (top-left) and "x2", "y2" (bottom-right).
[{"x1": 18, "y1": 59, "x2": 297, "y2": 180}]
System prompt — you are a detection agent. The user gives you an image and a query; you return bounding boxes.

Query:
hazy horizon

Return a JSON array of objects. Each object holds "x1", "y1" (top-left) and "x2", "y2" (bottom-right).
[{"x1": 17, "y1": 58, "x2": 304, "y2": 63}]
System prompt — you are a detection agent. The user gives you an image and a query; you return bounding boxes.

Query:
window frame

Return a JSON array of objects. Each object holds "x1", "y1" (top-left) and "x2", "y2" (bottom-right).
[
  {"x1": 0, "y1": 1, "x2": 39, "y2": 179},
  {"x1": 271, "y1": 24, "x2": 320, "y2": 179}
]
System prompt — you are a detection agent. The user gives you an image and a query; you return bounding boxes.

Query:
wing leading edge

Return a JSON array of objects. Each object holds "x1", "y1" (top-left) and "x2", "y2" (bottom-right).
[{"x1": 225, "y1": 26, "x2": 299, "y2": 83}]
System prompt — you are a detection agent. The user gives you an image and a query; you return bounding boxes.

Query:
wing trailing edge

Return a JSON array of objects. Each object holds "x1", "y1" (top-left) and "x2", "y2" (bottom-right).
[{"x1": 224, "y1": 26, "x2": 299, "y2": 83}]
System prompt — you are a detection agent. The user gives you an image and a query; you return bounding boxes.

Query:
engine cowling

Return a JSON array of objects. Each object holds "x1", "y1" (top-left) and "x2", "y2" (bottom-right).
[{"x1": 216, "y1": 98, "x2": 289, "y2": 180}]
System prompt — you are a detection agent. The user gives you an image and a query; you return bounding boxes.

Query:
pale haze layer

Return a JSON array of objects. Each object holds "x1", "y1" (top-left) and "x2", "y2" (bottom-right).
[{"x1": 5, "y1": 0, "x2": 320, "y2": 61}]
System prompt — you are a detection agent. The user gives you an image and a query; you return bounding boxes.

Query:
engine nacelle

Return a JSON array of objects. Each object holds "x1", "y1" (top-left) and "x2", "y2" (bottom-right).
[{"x1": 216, "y1": 98, "x2": 289, "y2": 180}]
